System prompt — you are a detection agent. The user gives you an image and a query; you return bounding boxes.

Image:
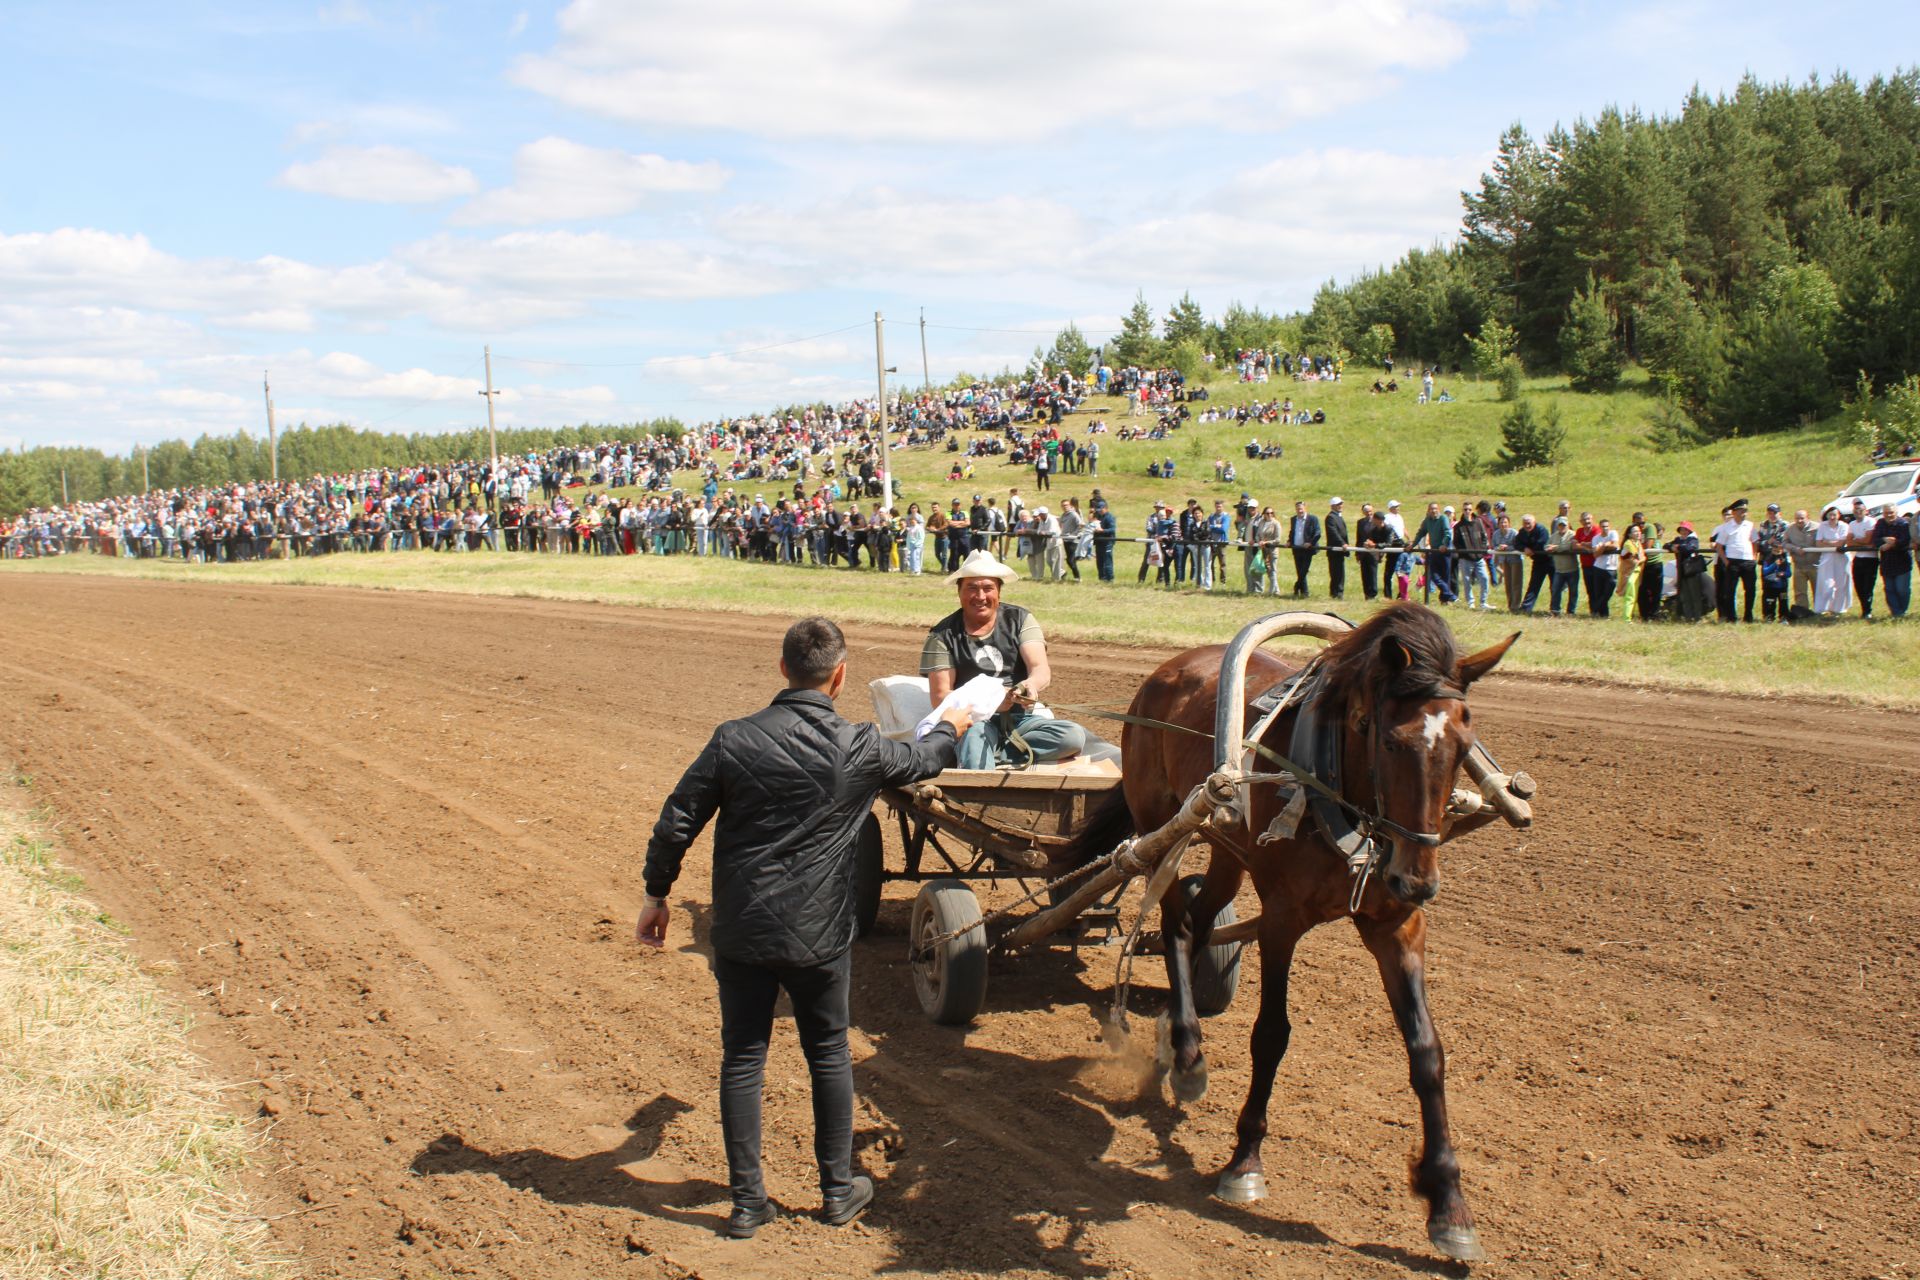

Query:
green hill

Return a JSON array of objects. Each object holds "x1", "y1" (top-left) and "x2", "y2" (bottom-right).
[{"x1": 866, "y1": 369, "x2": 1866, "y2": 533}]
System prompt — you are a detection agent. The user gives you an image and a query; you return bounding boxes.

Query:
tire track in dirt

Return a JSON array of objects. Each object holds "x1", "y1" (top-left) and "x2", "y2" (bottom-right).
[{"x1": 1, "y1": 572, "x2": 1915, "y2": 1280}]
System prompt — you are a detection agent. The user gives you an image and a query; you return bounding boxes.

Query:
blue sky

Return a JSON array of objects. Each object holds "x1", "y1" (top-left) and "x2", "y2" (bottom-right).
[{"x1": 2, "y1": 0, "x2": 1914, "y2": 453}]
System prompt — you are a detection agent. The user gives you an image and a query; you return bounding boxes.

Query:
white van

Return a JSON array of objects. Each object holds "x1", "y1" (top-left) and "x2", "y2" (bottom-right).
[{"x1": 1834, "y1": 460, "x2": 1920, "y2": 518}]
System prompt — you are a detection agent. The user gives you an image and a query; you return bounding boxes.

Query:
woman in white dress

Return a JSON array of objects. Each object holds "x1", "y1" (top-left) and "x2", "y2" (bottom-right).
[{"x1": 1813, "y1": 504, "x2": 1852, "y2": 616}]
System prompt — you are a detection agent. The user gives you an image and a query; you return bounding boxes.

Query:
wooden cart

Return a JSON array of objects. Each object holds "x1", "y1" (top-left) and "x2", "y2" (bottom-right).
[{"x1": 857, "y1": 763, "x2": 1243, "y2": 1026}]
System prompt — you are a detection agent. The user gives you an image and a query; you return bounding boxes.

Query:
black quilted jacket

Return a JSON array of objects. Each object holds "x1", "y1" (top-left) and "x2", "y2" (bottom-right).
[{"x1": 644, "y1": 689, "x2": 957, "y2": 966}]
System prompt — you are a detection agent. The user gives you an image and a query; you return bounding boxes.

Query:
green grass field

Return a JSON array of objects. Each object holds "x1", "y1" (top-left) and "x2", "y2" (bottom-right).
[{"x1": 7, "y1": 369, "x2": 1908, "y2": 704}]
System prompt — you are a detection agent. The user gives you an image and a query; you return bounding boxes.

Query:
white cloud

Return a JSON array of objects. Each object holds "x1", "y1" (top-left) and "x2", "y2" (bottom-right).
[
  {"x1": 711, "y1": 150, "x2": 1477, "y2": 294},
  {"x1": 278, "y1": 144, "x2": 479, "y2": 203},
  {"x1": 399, "y1": 229, "x2": 792, "y2": 302},
  {"x1": 721, "y1": 189, "x2": 1085, "y2": 277},
  {"x1": 507, "y1": 9, "x2": 529, "y2": 38},
  {"x1": 0, "y1": 355, "x2": 156, "y2": 383},
  {"x1": 0, "y1": 226, "x2": 781, "y2": 342},
  {"x1": 454, "y1": 136, "x2": 729, "y2": 226},
  {"x1": 316, "y1": 0, "x2": 375, "y2": 26},
  {"x1": 513, "y1": 0, "x2": 1468, "y2": 142},
  {"x1": 154, "y1": 388, "x2": 248, "y2": 410},
  {"x1": 641, "y1": 349, "x2": 869, "y2": 407}
]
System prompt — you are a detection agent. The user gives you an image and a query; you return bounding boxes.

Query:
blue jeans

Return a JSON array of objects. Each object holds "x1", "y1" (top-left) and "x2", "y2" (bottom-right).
[
  {"x1": 1882, "y1": 567, "x2": 1911, "y2": 618},
  {"x1": 958, "y1": 712, "x2": 1089, "y2": 768},
  {"x1": 1551, "y1": 569, "x2": 1580, "y2": 614},
  {"x1": 1461, "y1": 557, "x2": 1491, "y2": 606}
]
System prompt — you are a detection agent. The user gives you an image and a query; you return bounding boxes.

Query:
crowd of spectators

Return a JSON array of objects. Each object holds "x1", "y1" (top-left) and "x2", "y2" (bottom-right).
[{"x1": 7, "y1": 362, "x2": 1903, "y2": 624}]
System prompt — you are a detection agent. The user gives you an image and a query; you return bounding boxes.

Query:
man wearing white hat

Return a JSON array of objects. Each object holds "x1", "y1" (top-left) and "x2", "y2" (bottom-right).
[{"x1": 921, "y1": 550, "x2": 1088, "y2": 769}]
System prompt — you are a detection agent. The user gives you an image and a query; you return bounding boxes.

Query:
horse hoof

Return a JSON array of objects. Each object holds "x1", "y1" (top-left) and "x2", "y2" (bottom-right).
[
  {"x1": 1170, "y1": 1060, "x2": 1209, "y2": 1104},
  {"x1": 1428, "y1": 1223, "x2": 1486, "y2": 1263},
  {"x1": 1213, "y1": 1171, "x2": 1266, "y2": 1204}
]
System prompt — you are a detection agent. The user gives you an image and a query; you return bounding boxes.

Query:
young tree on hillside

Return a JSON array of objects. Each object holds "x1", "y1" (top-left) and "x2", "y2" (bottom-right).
[
  {"x1": 1113, "y1": 292, "x2": 1164, "y2": 368},
  {"x1": 1039, "y1": 322, "x2": 1094, "y2": 377},
  {"x1": 1560, "y1": 273, "x2": 1624, "y2": 392},
  {"x1": 1353, "y1": 323, "x2": 1396, "y2": 370},
  {"x1": 1163, "y1": 292, "x2": 1207, "y2": 348},
  {"x1": 1492, "y1": 399, "x2": 1567, "y2": 472}
]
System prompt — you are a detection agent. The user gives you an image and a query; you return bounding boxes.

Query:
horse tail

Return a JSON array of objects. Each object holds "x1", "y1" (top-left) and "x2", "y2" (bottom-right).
[{"x1": 1055, "y1": 787, "x2": 1138, "y2": 870}]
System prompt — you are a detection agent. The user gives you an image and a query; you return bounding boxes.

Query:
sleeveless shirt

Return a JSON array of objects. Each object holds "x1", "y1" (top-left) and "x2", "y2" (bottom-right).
[{"x1": 920, "y1": 603, "x2": 1039, "y2": 689}]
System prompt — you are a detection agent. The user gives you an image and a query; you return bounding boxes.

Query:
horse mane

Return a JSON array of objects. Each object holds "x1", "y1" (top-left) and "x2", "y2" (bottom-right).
[{"x1": 1317, "y1": 603, "x2": 1459, "y2": 706}]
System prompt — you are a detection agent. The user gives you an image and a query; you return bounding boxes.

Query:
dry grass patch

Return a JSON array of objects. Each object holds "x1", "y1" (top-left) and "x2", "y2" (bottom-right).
[{"x1": 0, "y1": 780, "x2": 294, "y2": 1280}]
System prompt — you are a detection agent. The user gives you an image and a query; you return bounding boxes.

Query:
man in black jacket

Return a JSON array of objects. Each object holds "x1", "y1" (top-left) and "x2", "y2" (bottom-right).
[
  {"x1": 1288, "y1": 500, "x2": 1321, "y2": 597},
  {"x1": 638, "y1": 618, "x2": 970, "y2": 1238},
  {"x1": 1323, "y1": 497, "x2": 1350, "y2": 599}
]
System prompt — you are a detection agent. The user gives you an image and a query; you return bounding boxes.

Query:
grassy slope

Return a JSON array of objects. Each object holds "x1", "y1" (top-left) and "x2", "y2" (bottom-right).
[
  {"x1": 6, "y1": 370, "x2": 1910, "y2": 704},
  {"x1": 774, "y1": 366, "x2": 1863, "y2": 534}
]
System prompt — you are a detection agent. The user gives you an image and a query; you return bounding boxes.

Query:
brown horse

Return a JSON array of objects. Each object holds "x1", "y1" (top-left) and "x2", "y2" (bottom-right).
[{"x1": 1108, "y1": 603, "x2": 1516, "y2": 1262}]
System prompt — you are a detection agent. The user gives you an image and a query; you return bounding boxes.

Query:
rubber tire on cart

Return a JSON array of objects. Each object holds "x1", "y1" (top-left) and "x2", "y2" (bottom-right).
[
  {"x1": 853, "y1": 813, "x2": 884, "y2": 938},
  {"x1": 1179, "y1": 874, "x2": 1243, "y2": 1016},
  {"x1": 910, "y1": 879, "x2": 989, "y2": 1026}
]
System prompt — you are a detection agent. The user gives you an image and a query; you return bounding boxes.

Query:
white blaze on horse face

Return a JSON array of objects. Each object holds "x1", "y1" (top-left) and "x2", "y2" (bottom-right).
[{"x1": 1421, "y1": 709, "x2": 1450, "y2": 751}]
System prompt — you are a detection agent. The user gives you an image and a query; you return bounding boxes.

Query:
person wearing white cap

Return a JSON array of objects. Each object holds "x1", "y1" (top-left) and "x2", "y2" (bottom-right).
[
  {"x1": 922, "y1": 550, "x2": 1088, "y2": 768},
  {"x1": 1324, "y1": 497, "x2": 1350, "y2": 600},
  {"x1": 1383, "y1": 499, "x2": 1407, "y2": 541}
]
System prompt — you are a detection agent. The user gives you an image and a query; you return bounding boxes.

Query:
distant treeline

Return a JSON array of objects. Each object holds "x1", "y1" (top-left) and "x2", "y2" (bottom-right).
[
  {"x1": 1300, "y1": 70, "x2": 1920, "y2": 436},
  {"x1": 0, "y1": 419, "x2": 683, "y2": 516}
]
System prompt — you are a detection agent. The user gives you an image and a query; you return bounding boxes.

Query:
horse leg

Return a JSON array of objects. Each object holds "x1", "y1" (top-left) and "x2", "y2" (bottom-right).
[
  {"x1": 1214, "y1": 918, "x2": 1301, "y2": 1203},
  {"x1": 1164, "y1": 857, "x2": 1241, "y2": 1104},
  {"x1": 1356, "y1": 912, "x2": 1484, "y2": 1263}
]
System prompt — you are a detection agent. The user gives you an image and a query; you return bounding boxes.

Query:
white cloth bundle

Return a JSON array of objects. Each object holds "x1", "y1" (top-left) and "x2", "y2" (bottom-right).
[{"x1": 914, "y1": 674, "x2": 1008, "y2": 741}]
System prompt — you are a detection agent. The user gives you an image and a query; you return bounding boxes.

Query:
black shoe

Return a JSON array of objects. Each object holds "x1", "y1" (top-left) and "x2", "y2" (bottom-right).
[
  {"x1": 726, "y1": 1202, "x2": 777, "y2": 1239},
  {"x1": 820, "y1": 1175, "x2": 874, "y2": 1227}
]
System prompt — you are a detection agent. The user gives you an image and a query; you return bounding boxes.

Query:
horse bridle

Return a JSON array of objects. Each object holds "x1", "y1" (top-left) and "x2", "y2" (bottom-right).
[{"x1": 1351, "y1": 682, "x2": 1466, "y2": 850}]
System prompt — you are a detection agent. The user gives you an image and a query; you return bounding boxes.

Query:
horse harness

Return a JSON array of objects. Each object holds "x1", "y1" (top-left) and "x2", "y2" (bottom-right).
[
  {"x1": 1245, "y1": 662, "x2": 1465, "y2": 908},
  {"x1": 1057, "y1": 659, "x2": 1467, "y2": 912}
]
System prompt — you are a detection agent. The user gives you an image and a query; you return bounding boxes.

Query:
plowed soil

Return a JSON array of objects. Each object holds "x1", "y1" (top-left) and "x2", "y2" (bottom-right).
[{"x1": 1, "y1": 574, "x2": 1913, "y2": 1280}]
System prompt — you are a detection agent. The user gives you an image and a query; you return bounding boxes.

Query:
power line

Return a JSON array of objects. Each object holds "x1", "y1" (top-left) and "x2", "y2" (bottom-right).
[
  {"x1": 920, "y1": 321, "x2": 1120, "y2": 337},
  {"x1": 356, "y1": 355, "x2": 485, "y2": 429}
]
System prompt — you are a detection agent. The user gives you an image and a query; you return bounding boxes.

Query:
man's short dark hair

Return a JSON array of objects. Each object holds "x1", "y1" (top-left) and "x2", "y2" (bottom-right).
[{"x1": 783, "y1": 617, "x2": 846, "y2": 683}]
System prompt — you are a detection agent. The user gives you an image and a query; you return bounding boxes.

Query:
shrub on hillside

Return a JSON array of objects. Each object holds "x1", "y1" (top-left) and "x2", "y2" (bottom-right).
[
  {"x1": 1168, "y1": 339, "x2": 1209, "y2": 382},
  {"x1": 1560, "y1": 273, "x2": 1623, "y2": 392},
  {"x1": 1646, "y1": 396, "x2": 1709, "y2": 453},
  {"x1": 1493, "y1": 399, "x2": 1566, "y2": 472},
  {"x1": 1495, "y1": 358, "x2": 1525, "y2": 401}
]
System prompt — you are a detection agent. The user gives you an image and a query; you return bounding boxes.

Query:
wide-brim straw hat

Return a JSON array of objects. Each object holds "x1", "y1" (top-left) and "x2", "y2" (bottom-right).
[{"x1": 944, "y1": 549, "x2": 1020, "y2": 586}]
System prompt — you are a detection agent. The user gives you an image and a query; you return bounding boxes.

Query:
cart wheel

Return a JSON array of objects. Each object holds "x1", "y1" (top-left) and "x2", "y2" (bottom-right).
[
  {"x1": 910, "y1": 879, "x2": 989, "y2": 1026},
  {"x1": 853, "y1": 813, "x2": 884, "y2": 938},
  {"x1": 1179, "y1": 874, "x2": 1243, "y2": 1016}
]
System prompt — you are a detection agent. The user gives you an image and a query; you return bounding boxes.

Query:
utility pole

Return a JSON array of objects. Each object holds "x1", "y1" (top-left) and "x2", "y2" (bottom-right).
[
  {"x1": 61, "y1": 469, "x2": 69, "y2": 506},
  {"x1": 919, "y1": 307, "x2": 931, "y2": 392},
  {"x1": 479, "y1": 345, "x2": 500, "y2": 474},
  {"x1": 263, "y1": 373, "x2": 278, "y2": 482},
  {"x1": 140, "y1": 444, "x2": 149, "y2": 495},
  {"x1": 874, "y1": 313, "x2": 891, "y2": 512}
]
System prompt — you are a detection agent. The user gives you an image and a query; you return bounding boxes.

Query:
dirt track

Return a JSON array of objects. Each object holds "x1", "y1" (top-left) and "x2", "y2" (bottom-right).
[{"x1": 1, "y1": 573, "x2": 1913, "y2": 1280}]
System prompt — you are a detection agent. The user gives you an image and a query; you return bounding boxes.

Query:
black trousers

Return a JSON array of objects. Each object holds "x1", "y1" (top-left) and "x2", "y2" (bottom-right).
[
  {"x1": 1852, "y1": 558, "x2": 1879, "y2": 617},
  {"x1": 714, "y1": 950, "x2": 853, "y2": 1210},
  {"x1": 1291, "y1": 548, "x2": 1314, "y2": 595},
  {"x1": 1583, "y1": 565, "x2": 1616, "y2": 617},
  {"x1": 1637, "y1": 563, "x2": 1665, "y2": 620},
  {"x1": 1326, "y1": 550, "x2": 1347, "y2": 598},
  {"x1": 1522, "y1": 557, "x2": 1553, "y2": 612},
  {"x1": 1358, "y1": 551, "x2": 1380, "y2": 599},
  {"x1": 1724, "y1": 560, "x2": 1757, "y2": 620}
]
